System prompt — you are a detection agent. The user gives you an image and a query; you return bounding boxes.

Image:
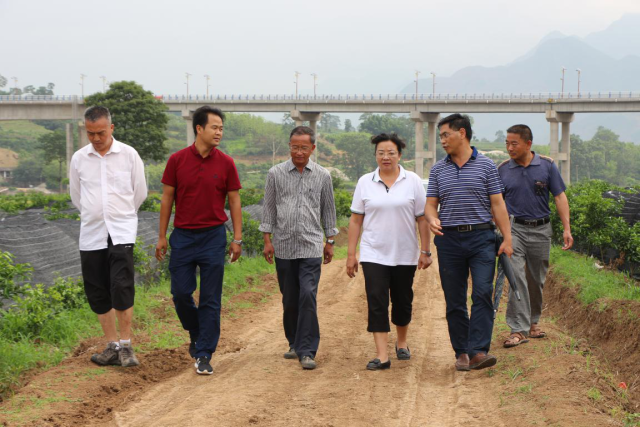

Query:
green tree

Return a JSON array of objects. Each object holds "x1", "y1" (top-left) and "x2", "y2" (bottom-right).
[
  {"x1": 344, "y1": 119, "x2": 354, "y2": 132},
  {"x1": 12, "y1": 155, "x2": 44, "y2": 187},
  {"x1": 358, "y1": 113, "x2": 415, "y2": 160},
  {"x1": 84, "y1": 81, "x2": 169, "y2": 162},
  {"x1": 38, "y1": 129, "x2": 67, "y2": 192},
  {"x1": 494, "y1": 130, "x2": 506, "y2": 143},
  {"x1": 319, "y1": 113, "x2": 341, "y2": 133},
  {"x1": 23, "y1": 83, "x2": 54, "y2": 95},
  {"x1": 331, "y1": 132, "x2": 377, "y2": 180}
]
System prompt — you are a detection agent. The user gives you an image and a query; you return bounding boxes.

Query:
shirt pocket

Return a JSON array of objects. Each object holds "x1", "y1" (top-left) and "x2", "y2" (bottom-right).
[
  {"x1": 306, "y1": 188, "x2": 321, "y2": 208},
  {"x1": 114, "y1": 171, "x2": 133, "y2": 194}
]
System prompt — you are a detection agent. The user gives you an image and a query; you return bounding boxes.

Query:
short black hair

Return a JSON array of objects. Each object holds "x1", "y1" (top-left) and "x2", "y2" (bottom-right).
[
  {"x1": 193, "y1": 106, "x2": 225, "y2": 135},
  {"x1": 84, "y1": 106, "x2": 111, "y2": 123},
  {"x1": 370, "y1": 133, "x2": 406, "y2": 154},
  {"x1": 438, "y1": 113, "x2": 473, "y2": 141},
  {"x1": 289, "y1": 126, "x2": 316, "y2": 145},
  {"x1": 507, "y1": 124, "x2": 533, "y2": 142}
]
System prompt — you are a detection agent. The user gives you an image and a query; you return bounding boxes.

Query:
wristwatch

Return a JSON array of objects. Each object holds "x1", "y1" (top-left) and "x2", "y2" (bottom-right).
[
  {"x1": 232, "y1": 239, "x2": 243, "y2": 246},
  {"x1": 420, "y1": 250, "x2": 432, "y2": 256},
  {"x1": 326, "y1": 239, "x2": 335, "y2": 245}
]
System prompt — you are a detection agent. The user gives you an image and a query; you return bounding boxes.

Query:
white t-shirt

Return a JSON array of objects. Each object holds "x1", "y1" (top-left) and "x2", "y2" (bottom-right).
[{"x1": 350, "y1": 166, "x2": 426, "y2": 266}]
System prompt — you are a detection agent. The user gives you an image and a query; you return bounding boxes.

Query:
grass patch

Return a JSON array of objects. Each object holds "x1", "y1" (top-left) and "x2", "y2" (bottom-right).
[
  {"x1": 550, "y1": 246, "x2": 640, "y2": 304},
  {"x1": 0, "y1": 257, "x2": 277, "y2": 400}
]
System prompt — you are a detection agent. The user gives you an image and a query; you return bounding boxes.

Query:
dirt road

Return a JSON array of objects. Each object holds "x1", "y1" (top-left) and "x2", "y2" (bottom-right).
[{"x1": 114, "y1": 257, "x2": 508, "y2": 427}]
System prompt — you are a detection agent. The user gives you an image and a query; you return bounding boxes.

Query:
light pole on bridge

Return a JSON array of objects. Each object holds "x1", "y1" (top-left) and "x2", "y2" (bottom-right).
[
  {"x1": 414, "y1": 70, "x2": 420, "y2": 98},
  {"x1": 204, "y1": 74, "x2": 211, "y2": 98},
  {"x1": 576, "y1": 69, "x2": 581, "y2": 97},
  {"x1": 560, "y1": 66, "x2": 566, "y2": 98},
  {"x1": 99, "y1": 76, "x2": 107, "y2": 93},
  {"x1": 311, "y1": 73, "x2": 318, "y2": 99},
  {"x1": 10, "y1": 77, "x2": 18, "y2": 95},
  {"x1": 80, "y1": 74, "x2": 87, "y2": 98},
  {"x1": 431, "y1": 72, "x2": 436, "y2": 95},
  {"x1": 294, "y1": 71, "x2": 300, "y2": 99},
  {"x1": 185, "y1": 72, "x2": 192, "y2": 98}
]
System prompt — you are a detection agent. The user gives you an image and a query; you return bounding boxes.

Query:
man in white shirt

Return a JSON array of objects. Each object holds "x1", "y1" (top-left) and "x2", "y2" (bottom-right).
[{"x1": 69, "y1": 106, "x2": 147, "y2": 367}]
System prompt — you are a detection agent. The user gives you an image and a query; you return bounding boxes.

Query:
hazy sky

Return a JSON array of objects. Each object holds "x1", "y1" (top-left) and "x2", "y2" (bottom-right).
[{"x1": 1, "y1": 0, "x2": 639, "y2": 97}]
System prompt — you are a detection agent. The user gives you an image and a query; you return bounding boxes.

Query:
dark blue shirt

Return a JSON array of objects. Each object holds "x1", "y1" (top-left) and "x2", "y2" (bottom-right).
[
  {"x1": 427, "y1": 147, "x2": 504, "y2": 227},
  {"x1": 498, "y1": 152, "x2": 566, "y2": 219}
]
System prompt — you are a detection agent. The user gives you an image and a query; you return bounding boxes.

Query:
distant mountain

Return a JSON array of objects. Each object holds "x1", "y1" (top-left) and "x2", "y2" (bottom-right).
[
  {"x1": 584, "y1": 14, "x2": 640, "y2": 60},
  {"x1": 399, "y1": 14, "x2": 640, "y2": 143}
]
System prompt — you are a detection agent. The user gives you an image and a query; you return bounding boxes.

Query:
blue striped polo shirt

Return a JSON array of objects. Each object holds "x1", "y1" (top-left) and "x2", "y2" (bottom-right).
[{"x1": 426, "y1": 147, "x2": 504, "y2": 227}]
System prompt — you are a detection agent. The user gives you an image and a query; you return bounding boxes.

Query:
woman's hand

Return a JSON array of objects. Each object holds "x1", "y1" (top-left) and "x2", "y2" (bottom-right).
[
  {"x1": 418, "y1": 253, "x2": 433, "y2": 270},
  {"x1": 346, "y1": 255, "x2": 359, "y2": 278}
]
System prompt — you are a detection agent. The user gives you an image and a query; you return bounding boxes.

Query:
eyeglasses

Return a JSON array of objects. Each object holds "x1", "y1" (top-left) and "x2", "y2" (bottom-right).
[
  {"x1": 439, "y1": 130, "x2": 459, "y2": 140},
  {"x1": 376, "y1": 151, "x2": 398, "y2": 157},
  {"x1": 290, "y1": 145, "x2": 312, "y2": 153}
]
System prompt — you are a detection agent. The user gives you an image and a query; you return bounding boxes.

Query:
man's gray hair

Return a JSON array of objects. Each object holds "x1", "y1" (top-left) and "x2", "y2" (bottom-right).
[
  {"x1": 84, "y1": 106, "x2": 112, "y2": 123},
  {"x1": 289, "y1": 126, "x2": 316, "y2": 145}
]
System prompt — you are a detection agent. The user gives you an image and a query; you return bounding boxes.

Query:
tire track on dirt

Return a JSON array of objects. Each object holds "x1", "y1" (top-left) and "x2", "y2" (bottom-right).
[{"x1": 114, "y1": 253, "x2": 508, "y2": 427}]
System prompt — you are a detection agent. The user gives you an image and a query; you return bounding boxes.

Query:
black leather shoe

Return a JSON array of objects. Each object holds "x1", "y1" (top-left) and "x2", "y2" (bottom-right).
[{"x1": 366, "y1": 358, "x2": 391, "y2": 370}]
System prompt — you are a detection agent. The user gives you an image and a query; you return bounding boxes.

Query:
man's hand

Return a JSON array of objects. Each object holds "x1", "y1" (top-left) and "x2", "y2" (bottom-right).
[
  {"x1": 428, "y1": 218, "x2": 443, "y2": 236},
  {"x1": 562, "y1": 230, "x2": 574, "y2": 250},
  {"x1": 498, "y1": 238, "x2": 513, "y2": 258},
  {"x1": 263, "y1": 241, "x2": 275, "y2": 264},
  {"x1": 418, "y1": 253, "x2": 433, "y2": 270},
  {"x1": 346, "y1": 255, "x2": 359, "y2": 278},
  {"x1": 229, "y1": 242, "x2": 242, "y2": 263},
  {"x1": 323, "y1": 243, "x2": 334, "y2": 264},
  {"x1": 155, "y1": 236, "x2": 168, "y2": 261}
]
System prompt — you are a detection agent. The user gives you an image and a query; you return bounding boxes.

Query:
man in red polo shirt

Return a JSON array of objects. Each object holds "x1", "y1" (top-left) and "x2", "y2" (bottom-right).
[{"x1": 155, "y1": 106, "x2": 242, "y2": 375}]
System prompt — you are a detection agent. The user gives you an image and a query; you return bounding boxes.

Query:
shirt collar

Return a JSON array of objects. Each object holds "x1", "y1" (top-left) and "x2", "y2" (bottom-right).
[
  {"x1": 87, "y1": 137, "x2": 122, "y2": 156},
  {"x1": 445, "y1": 146, "x2": 478, "y2": 164},
  {"x1": 286, "y1": 158, "x2": 315, "y2": 172},
  {"x1": 189, "y1": 143, "x2": 219, "y2": 159},
  {"x1": 372, "y1": 165, "x2": 407, "y2": 183},
  {"x1": 508, "y1": 151, "x2": 540, "y2": 169}
]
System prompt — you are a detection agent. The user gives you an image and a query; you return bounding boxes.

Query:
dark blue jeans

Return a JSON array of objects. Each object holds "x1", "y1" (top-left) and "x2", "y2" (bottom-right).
[
  {"x1": 274, "y1": 257, "x2": 322, "y2": 359},
  {"x1": 434, "y1": 229, "x2": 496, "y2": 359},
  {"x1": 169, "y1": 226, "x2": 226, "y2": 359}
]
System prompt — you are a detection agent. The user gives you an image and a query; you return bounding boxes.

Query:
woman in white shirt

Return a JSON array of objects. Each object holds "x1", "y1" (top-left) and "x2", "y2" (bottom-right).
[{"x1": 346, "y1": 133, "x2": 433, "y2": 370}]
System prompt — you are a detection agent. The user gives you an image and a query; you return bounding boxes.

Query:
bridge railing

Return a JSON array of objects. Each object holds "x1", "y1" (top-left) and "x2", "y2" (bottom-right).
[{"x1": 2, "y1": 92, "x2": 640, "y2": 103}]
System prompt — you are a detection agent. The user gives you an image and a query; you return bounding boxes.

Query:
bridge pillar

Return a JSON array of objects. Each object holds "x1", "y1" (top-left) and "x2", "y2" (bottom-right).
[
  {"x1": 290, "y1": 111, "x2": 322, "y2": 163},
  {"x1": 410, "y1": 112, "x2": 440, "y2": 179},
  {"x1": 182, "y1": 112, "x2": 195, "y2": 147},
  {"x1": 78, "y1": 122, "x2": 90, "y2": 148},
  {"x1": 546, "y1": 111, "x2": 574, "y2": 184},
  {"x1": 66, "y1": 123, "x2": 74, "y2": 178}
]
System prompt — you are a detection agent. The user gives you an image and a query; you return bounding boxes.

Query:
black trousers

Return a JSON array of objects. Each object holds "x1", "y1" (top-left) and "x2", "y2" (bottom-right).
[
  {"x1": 361, "y1": 262, "x2": 417, "y2": 333},
  {"x1": 275, "y1": 257, "x2": 322, "y2": 359}
]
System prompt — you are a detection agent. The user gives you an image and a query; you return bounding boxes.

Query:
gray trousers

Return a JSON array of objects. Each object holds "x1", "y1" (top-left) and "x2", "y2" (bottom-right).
[{"x1": 506, "y1": 222, "x2": 552, "y2": 335}]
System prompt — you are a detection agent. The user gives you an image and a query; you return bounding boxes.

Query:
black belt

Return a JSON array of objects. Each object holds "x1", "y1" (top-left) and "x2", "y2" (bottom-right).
[
  {"x1": 513, "y1": 216, "x2": 550, "y2": 227},
  {"x1": 441, "y1": 223, "x2": 495, "y2": 232},
  {"x1": 176, "y1": 224, "x2": 224, "y2": 234}
]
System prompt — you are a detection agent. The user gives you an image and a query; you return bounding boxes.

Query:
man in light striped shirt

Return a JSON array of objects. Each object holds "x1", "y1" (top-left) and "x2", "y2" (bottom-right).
[
  {"x1": 259, "y1": 126, "x2": 338, "y2": 370},
  {"x1": 425, "y1": 113, "x2": 513, "y2": 372}
]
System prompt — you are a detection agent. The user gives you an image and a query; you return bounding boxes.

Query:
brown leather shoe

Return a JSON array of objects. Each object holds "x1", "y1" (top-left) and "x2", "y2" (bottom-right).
[
  {"x1": 469, "y1": 352, "x2": 497, "y2": 370},
  {"x1": 455, "y1": 353, "x2": 470, "y2": 371}
]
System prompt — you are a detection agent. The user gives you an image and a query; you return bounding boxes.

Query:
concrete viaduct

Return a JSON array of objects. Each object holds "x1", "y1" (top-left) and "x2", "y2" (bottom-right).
[{"x1": 2, "y1": 92, "x2": 640, "y2": 183}]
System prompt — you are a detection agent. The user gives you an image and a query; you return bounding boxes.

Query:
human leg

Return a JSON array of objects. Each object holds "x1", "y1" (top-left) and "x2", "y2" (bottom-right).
[
  {"x1": 275, "y1": 258, "x2": 300, "y2": 349},
  {"x1": 294, "y1": 257, "x2": 322, "y2": 360},
  {"x1": 168, "y1": 229, "x2": 200, "y2": 346},
  {"x1": 193, "y1": 226, "x2": 226, "y2": 358},
  {"x1": 362, "y1": 263, "x2": 392, "y2": 362},
  {"x1": 467, "y1": 229, "x2": 497, "y2": 359},
  {"x1": 526, "y1": 223, "x2": 552, "y2": 328},
  {"x1": 505, "y1": 224, "x2": 532, "y2": 336},
  {"x1": 434, "y1": 233, "x2": 471, "y2": 358},
  {"x1": 389, "y1": 265, "x2": 417, "y2": 353}
]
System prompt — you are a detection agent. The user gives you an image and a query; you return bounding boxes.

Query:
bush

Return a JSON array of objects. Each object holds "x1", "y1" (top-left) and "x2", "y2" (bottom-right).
[
  {"x1": 334, "y1": 189, "x2": 353, "y2": 218},
  {"x1": 0, "y1": 251, "x2": 32, "y2": 300}
]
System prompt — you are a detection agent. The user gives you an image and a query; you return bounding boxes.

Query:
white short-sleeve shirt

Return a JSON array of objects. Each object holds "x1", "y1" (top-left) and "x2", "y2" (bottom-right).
[{"x1": 350, "y1": 166, "x2": 426, "y2": 266}]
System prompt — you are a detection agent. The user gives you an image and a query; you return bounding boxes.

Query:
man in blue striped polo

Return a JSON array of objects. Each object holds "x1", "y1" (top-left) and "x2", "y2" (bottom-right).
[{"x1": 425, "y1": 113, "x2": 513, "y2": 371}]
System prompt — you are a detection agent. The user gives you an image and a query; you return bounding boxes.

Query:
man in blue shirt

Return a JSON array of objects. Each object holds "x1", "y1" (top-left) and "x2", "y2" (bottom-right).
[
  {"x1": 499, "y1": 124, "x2": 573, "y2": 348},
  {"x1": 426, "y1": 114, "x2": 513, "y2": 371}
]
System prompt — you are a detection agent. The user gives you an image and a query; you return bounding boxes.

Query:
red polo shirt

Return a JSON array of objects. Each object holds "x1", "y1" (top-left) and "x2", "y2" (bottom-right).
[{"x1": 162, "y1": 144, "x2": 242, "y2": 229}]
